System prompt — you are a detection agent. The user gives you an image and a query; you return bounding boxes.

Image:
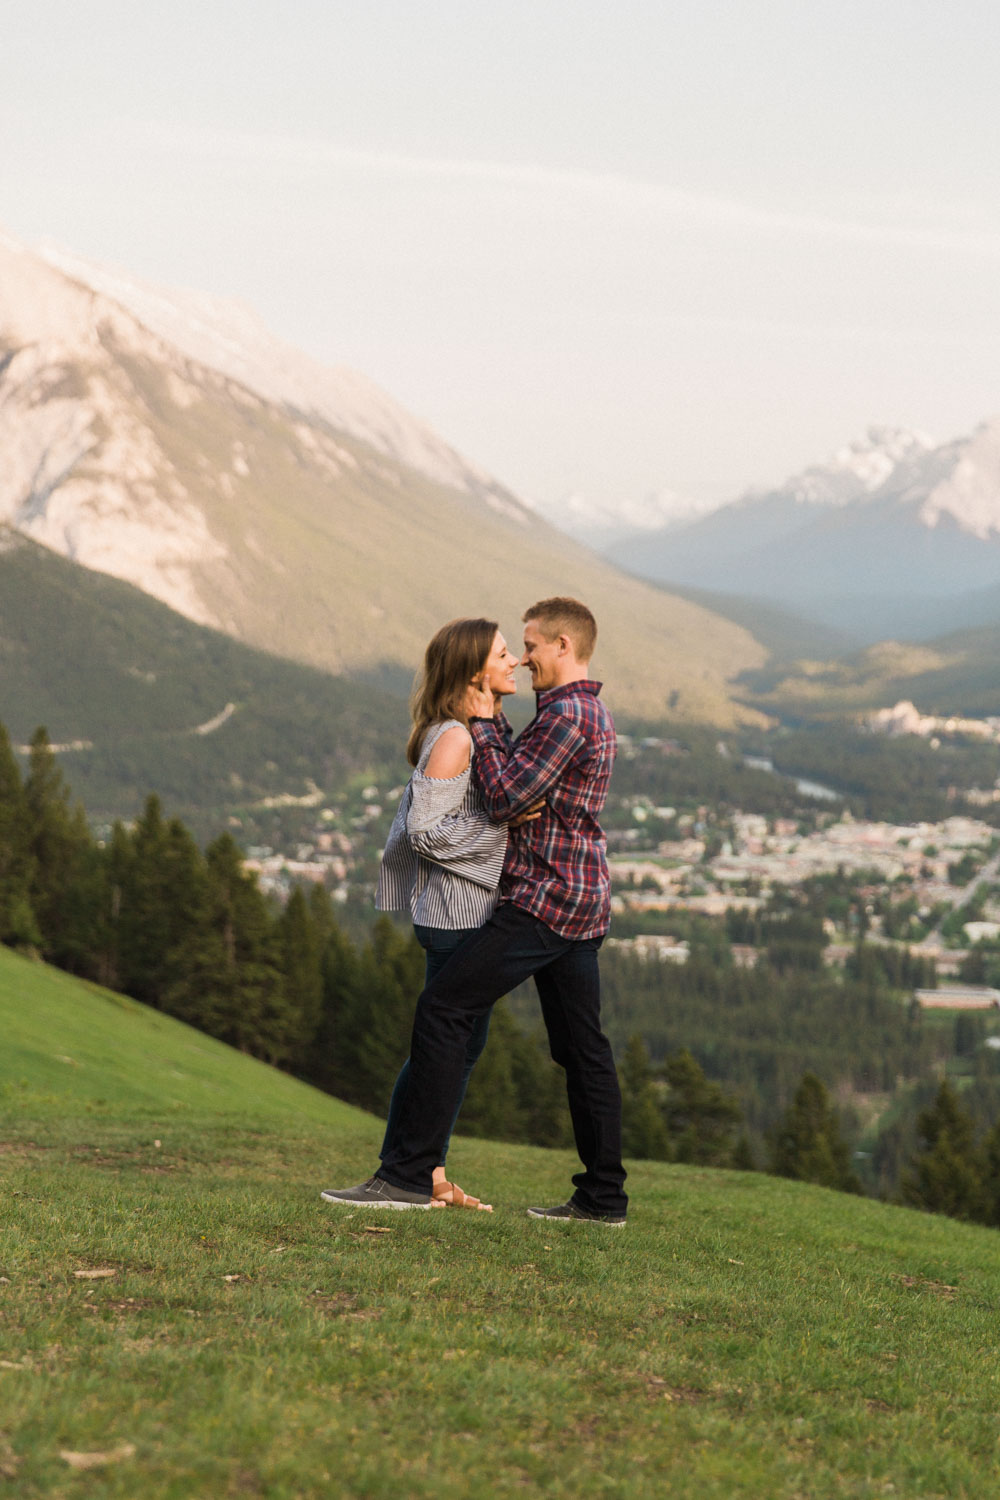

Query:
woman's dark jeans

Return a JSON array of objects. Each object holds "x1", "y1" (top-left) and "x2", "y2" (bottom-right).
[{"x1": 379, "y1": 925, "x2": 489, "y2": 1169}]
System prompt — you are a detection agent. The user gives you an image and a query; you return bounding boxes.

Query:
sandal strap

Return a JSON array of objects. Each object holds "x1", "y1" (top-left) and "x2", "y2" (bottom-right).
[{"x1": 432, "y1": 1180, "x2": 489, "y2": 1209}]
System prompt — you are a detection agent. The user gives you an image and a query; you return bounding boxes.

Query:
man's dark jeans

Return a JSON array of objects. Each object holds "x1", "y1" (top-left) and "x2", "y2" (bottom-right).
[{"x1": 379, "y1": 903, "x2": 628, "y2": 1218}]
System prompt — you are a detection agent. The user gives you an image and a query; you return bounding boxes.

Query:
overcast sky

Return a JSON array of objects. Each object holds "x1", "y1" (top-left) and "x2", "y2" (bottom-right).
[{"x1": 4, "y1": 1, "x2": 1000, "y2": 512}]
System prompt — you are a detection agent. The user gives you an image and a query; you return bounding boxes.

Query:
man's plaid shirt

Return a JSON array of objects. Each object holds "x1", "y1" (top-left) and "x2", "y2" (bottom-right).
[{"x1": 469, "y1": 679, "x2": 616, "y2": 941}]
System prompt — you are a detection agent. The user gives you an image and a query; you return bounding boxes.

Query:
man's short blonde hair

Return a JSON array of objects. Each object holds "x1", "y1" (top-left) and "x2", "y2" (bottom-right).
[{"x1": 522, "y1": 597, "x2": 597, "y2": 661}]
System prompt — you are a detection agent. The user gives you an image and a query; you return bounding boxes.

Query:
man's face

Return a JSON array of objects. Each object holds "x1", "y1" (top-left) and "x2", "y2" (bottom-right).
[{"x1": 520, "y1": 619, "x2": 563, "y2": 692}]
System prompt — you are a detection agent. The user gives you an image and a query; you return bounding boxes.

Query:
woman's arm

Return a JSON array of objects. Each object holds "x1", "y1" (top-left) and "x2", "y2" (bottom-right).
[
  {"x1": 421, "y1": 724, "x2": 471, "y2": 781},
  {"x1": 406, "y1": 724, "x2": 506, "y2": 886}
]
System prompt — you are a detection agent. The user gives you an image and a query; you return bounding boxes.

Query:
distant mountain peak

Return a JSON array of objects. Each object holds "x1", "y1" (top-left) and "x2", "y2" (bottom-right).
[
  {"x1": 917, "y1": 416, "x2": 1000, "y2": 540},
  {"x1": 529, "y1": 485, "x2": 723, "y2": 543},
  {"x1": 757, "y1": 425, "x2": 936, "y2": 510}
]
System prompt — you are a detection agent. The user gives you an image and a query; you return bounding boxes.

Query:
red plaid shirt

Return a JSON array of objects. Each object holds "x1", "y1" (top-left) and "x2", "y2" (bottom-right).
[{"x1": 469, "y1": 680, "x2": 616, "y2": 941}]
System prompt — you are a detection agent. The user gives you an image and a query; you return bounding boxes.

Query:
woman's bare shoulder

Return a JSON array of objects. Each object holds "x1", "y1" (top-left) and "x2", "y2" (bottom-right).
[{"x1": 422, "y1": 723, "x2": 472, "y2": 780}]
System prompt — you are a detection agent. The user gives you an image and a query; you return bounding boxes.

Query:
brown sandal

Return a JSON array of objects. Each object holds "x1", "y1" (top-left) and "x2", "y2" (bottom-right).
[{"x1": 431, "y1": 1180, "x2": 493, "y2": 1212}]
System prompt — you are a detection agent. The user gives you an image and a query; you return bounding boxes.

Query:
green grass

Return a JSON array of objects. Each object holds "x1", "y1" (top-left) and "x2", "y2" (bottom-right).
[{"x1": 2, "y1": 946, "x2": 1000, "y2": 1498}]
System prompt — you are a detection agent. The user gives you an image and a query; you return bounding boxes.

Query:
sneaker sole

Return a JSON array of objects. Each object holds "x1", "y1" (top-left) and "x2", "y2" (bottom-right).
[{"x1": 320, "y1": 1191, "x2": 432, "y2": 1209}]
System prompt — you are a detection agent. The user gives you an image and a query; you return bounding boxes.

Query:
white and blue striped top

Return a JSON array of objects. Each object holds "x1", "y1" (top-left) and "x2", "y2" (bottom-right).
[{"x1": 375, "y1": 719, "x2": 507, "y2": 930}]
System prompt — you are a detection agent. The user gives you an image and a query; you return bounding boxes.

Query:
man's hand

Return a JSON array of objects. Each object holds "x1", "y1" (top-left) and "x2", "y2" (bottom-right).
[{"x1": 510, "y1": 797, "x2": 545, "y2": 828}]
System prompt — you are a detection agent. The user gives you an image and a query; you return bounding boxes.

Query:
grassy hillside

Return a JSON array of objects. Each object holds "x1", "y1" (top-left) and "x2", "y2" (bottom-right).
[
  {"x1": 2, "y1": 947, "x2": 1000, "y2": 1497},
  {"x1": 0, "y1": 530, "x2": 406, "y2": 821}
]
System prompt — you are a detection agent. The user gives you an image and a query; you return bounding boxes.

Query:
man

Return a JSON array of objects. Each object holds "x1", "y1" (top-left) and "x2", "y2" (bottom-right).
[{"x1": 322, "y1": 596, "x2": 628, "y2": 1225}]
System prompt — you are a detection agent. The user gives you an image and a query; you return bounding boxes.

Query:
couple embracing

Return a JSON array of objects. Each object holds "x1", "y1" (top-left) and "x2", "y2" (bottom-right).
[{"x1": 322, "y1": 596, "x2": 628, "y2": 1226}]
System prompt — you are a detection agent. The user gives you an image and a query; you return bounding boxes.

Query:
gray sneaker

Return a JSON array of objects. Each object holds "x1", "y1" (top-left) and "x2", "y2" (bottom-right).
[
  {"x1": 526, "y1": 1200, "x2": 626, "y2": 1226},
  {"x1": 320, "y1": 1175, "x2": 433, "y2": 1209}
]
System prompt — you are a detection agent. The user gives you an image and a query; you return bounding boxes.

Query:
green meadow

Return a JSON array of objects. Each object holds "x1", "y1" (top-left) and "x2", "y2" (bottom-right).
[{"x1": 1, "y1": 943, "x2": 999, "y2": 1498}]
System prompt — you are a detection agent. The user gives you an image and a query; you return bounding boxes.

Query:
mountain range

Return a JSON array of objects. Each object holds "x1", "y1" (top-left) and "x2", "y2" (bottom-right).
[
  {"x1": 0, "y1": 228, "x2": 765, "y2": 726},
  {"x1": 604, "y1": 424, "x2": 1000, "y2": 642}
]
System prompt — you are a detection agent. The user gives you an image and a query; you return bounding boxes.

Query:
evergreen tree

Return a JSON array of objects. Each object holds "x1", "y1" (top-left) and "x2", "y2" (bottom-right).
[
  {"x1": 510, "y1": 1020, "x2": 573, "y2": 1149},
  {"x1": 458, "y1": 1003, "x2": 524, "y2": 1142},
  {"x1": 0, "y1": 724, "x2": 39, "y2": 948},
  {"x1": 277, "y1": 885, "x2": 324, "y2": 1068},
  {"x1": 309, "y1": 916, "x2": 361, "y2": 1094},
  {"x1": 901, "y1": 1079, "x2": 987, "y2": 1222},
  {"x1": 619, "y1": 1034, "x2": 671, "y2": 1161},
  {"x1": 981, "y1": 1117, "x2": 1000, "y2": 1229},
  {"x1": 23, "y1": 727, "x2": 94, "y2": 965},
  {"x1": 183, "y1": 834, "x2": 291, "y2": 1063},
  {"x1": 769, "y1": 1072, "x2": 862, "y2": 1192},
  {"x1": 95, "y1": 821, "x2": 134, "y2": 991},
  {"x1": 662, "y1": 1048, "x2": 743, "y2": 1166},
  {"x1": 327, "y1": 917, "x2": 423, "y2": 1111},
  {"x1": 730, "y1": 1131, "x2": 757, "y2": 1171},
  {"x1": 114, "y1": 798, "x2": 209, "y2": 1008}
]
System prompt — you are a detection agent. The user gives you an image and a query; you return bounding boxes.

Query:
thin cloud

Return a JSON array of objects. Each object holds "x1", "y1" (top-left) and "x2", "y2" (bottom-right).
[{"x1": 143, "y1": 123, "x2": 1000, "y2": 259}]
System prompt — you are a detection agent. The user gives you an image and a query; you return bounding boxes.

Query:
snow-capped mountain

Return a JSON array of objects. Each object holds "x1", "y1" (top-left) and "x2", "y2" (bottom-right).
[
  {"x1": 529, "y1": 486, "x2": 724, "y2": 546},
  {"x1": 606, "y1": 421, "x2": 1000, "y2": 641},
  {"x1": 752, "y1": 426, "x2": 936, "y2": 509},
  {"x1": 0, "y1": 227, "x2": 766, "y2": 722}
]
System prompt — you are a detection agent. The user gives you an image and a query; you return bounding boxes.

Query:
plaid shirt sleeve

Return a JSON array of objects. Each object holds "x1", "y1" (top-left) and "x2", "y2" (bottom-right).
[{"x1": 469, "y1": 709, "x2": 586, "y2": 820}]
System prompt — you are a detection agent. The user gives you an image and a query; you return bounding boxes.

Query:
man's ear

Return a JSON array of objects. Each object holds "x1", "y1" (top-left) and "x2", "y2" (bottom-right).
[{"x1": 557, "y1": 633, "x2": 572, "y2": 657}]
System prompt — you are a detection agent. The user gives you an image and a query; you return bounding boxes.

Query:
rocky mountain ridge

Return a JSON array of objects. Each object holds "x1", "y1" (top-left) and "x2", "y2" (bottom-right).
[{"x1": 0, "y1": 228, "x2": 766, "y2": 723}]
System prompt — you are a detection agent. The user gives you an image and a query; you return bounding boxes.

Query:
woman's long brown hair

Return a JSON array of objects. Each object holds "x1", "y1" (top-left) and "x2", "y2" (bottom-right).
[{"x1": 406, "y1": 617, "x2": 498, "y2": 767}]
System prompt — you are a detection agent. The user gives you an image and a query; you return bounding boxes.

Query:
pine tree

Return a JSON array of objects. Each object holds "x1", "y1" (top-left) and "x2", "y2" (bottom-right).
[
  {"x1": 663, "y1": 1048, "x2": 743, "y2": 1166},
  {"x1": 115, "y1": 798, "x2": 208, "y2": 1007},
  {"x1": 197, "y1": 834, "x2": 290, "y2": 1063},
  {"x1": 328, "y1": 917, "x2": 423, "y2": 1111},
  {"x1": 981, "y1": 1117, "x2": 1000, "y2": 1229},
  {"x1": 901, "y1": 1079, "x2": 987, "y2": 1222},
  {"x1": 311, "y1": 918, "x2": 363, "y2": 1095},
  {"x1": 509, "y1": 1020, "x2": 572, "y2": 1149},
  {"x1": 23, "y1": 727, "x2": 93, "y2": 964},
  {"x1": 619, "y1": 1035, "x2": 671, "y2": 1161},
  {"x1": 457, "y1": 1003, "x2": 524, "y2": 1142},
  {"x1": 0, "y1": 723, "x2": 39, "y2": 948},
  {"x1": 769, "y1": 1072, "x2": 862, "y2": 1193},
  {"x1": 96, "y1": 821, "x2": 134, "y2": 991},
  {"x1": 277, "y1": 885, "x2": 324, "y2": 1068}
]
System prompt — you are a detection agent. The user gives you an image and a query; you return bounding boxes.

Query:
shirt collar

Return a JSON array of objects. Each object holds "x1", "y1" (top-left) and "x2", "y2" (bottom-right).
[{"x1": 535, "y1": 678, "x2": 603, "y2": 708}]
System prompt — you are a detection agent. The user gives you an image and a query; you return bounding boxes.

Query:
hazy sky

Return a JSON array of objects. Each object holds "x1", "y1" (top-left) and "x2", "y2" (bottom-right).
[{"x1": 4, "y1": 1, "x2": 1000, "y2": 511}]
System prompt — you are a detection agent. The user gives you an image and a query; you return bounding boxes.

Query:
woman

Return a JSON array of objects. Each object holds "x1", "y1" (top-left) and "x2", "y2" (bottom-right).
[{"x1": 375, "y1": 617, "x2": 525, "y2": 1211}]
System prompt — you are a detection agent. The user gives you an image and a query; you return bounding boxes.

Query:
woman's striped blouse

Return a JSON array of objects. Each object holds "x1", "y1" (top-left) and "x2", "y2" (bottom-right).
[{"x1": 375, "y1": 719, "x2": 507, "y2": 930}]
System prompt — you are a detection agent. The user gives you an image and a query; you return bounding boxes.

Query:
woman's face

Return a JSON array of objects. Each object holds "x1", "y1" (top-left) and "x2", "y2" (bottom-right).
[{"x1": 482, "y1": 631, "x2": 519, "y2": 697}]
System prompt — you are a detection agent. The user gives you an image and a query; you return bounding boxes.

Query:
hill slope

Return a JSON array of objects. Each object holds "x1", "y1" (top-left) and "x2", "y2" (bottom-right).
[
  {"x1": 3, "y1": 946, "x2": 1000, "y2": 1498},
  {"x1": 0, "y1": 230, "x2": 765, "y2": 725},
  {"x1": 0, "y1": 528, "x2": 406, "y2": 821}
]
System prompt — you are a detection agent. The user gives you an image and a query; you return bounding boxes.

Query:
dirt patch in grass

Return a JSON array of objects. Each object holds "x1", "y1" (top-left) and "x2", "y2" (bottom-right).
[
  {"x1": 0, "y1": 1435, "x2": 20, "y2": 1480},
  {"x1": 892, "y1": 1274, "x2": 958, "y2": 1299},
  {"x1": 309, "y1": 1290, "x2": 380, "y2": 1321},
  {"x1": 643, "y1": 1377, "x2": 712, "y2": 1402},
  {"x1": 105, "y1": 1298, "x2": 161, "y2": 1314}
]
